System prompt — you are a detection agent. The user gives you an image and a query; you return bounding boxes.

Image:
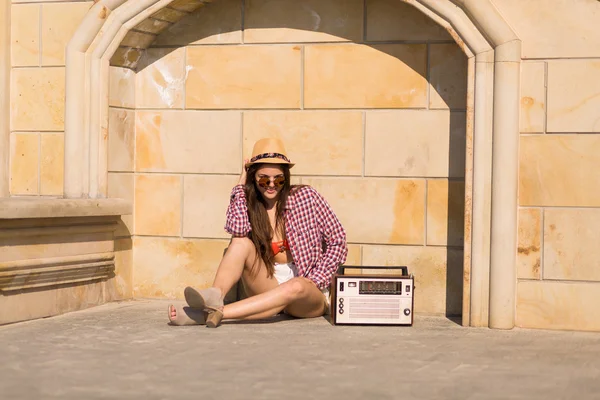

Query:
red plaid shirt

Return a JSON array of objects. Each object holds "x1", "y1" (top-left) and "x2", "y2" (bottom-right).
[{"x1": 225, "y1": 185, "x2": 348, "y2": 289}]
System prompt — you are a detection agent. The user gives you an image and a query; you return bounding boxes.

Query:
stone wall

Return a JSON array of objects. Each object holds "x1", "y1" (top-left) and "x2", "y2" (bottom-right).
[{"x1": 107, "y1": 0, "x2": 468, "y2": 315}]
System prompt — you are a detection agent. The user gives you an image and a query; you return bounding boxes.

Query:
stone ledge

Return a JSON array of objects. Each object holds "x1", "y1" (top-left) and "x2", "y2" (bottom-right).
[{"x1": 0, "y1": 198, "x2": 132, "y2": 219}]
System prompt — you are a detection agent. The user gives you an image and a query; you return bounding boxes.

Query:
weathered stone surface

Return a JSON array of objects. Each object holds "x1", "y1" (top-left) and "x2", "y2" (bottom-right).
[
  {"x1": 543, "y1": 208, "x2": 600, "y2": 282},
  {"x1": 107, "y1": 173, "x2": 134, "y2": 237},
  {"x1": 519, "y1": 135, "x2": 600, "y2": 207},
  {"x1": 302, "y1": 178, "x2": 425, "y2": 245},
  {"x1": 547, "y1": 60, "x2": 600, "y2": 132},
  {"x1": 40, "y1": 133, "x2": 64, "y2": 196},
  {"x1": 243, "y1": 111, "x2": 363, "y2": 176},
  {"x1": 520, "y1": 62, "x2": 546, "y2": 133},
  {"x1": 365, "y1": 110, "x2": 466, "y2": 178},
  {"x1": 182, "y1": 175, "x2": 239, "y2": 238},
  {"x1": 133, "y1": 237, "x2": 228, "y2": 299},
  {"x1": 11, "y1": 67, "x2": 65, "y2": 131},
  {"x1": 186, "y1": 45, "x2": 301, "y2": 109},
  {"x1": 517, "y1": 208, "x2": 541, "y2": 280},
  {"x1": 108, "y1": 108, "x2": 135, "y2": 172},
  {"x1": 109, "y1": 67, "x2": 136, "y2": 109},
  {"x1": 362, "y1": 245, "x2": 463, "y2": 315},
  {"x1": 135, "y1": 111, "x2": 241, "y2": 173},
  {"x1": 426, "y1": 179, "x2": 465, "y2": 247},
  {"x1": 304, "y1": 44, "x2": 427, "y2": 109},
  {"x1": 429, "y1": 44, "x2": 468, "y2": 110},
  {"x1": 517, "y1": 280, "x2": 600, "y2": 331},
  {"x1": 10, "y1": 133, "x2": 39, "y2": 195},
  {"x1": 11, "y1": 4, "x2": 39, "y2": 66},
  {"x1": 244, "y1": 0, "x2": 363, "y2": 43},
  {"x1": 136, "y1": 48, "x2": 185, "y2": 109},
  {"x1": 134, "y1": 175, "x2": 181, "y2": 236},
  {"x1": 0, "y1": 198, "x2": 131, "y2": 219}
]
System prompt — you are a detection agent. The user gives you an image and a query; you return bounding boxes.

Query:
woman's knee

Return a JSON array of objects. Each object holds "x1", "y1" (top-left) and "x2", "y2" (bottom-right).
[
  {"x1": 280, "y1": 277, "x2": 309, "y2": 301},
  {"x1": 228, "y1": 236, "x2": 254, "y2": 255}
]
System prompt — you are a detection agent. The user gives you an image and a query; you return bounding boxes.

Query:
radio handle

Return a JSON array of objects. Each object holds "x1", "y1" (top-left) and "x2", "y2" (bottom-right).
[{"x1": 336, "y1": 265, "x2": 409, "y2": 276}]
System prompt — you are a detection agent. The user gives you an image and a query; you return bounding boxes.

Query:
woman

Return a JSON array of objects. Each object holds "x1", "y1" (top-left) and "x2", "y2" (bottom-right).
[{"x1": 168, "y1": 137, "x2": 348, "y2": 328}]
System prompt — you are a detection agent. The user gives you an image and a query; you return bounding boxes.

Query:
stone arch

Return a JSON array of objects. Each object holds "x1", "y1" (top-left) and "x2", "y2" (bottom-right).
[{"x1": 63, "y1": 0, "x2": 521, "y2": 329}]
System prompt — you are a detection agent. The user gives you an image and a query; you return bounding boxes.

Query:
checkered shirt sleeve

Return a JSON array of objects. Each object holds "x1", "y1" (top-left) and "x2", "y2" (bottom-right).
[
  {"x1": 224, "y1": 185, "x2": 252, "y2": 237},
  {"x1": 304, "y1": 188, "x2": 348, "y2": 289}
]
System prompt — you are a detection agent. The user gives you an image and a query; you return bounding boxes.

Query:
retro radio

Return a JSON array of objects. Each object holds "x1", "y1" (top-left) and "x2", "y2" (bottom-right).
[{"x1": 331, "y1": 266, "x2": 414, "y2": 326}]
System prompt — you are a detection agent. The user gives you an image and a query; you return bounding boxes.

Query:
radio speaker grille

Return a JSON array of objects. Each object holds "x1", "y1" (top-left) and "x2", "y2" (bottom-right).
[{"x1": 349, "y1": 297, "x2": 401, "y2": 319}]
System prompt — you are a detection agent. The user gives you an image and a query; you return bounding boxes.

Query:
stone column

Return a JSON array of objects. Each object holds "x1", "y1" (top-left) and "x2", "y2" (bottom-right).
[{"x1": 0, "y1": 0, "x2": 10, "y2": 197}]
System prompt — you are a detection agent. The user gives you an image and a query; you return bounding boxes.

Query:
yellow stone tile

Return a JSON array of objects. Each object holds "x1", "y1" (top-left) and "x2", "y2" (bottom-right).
[
  {"x1": 134, "y1": 18, "x2": 171, "y2": 35},
  {"x1": 517, "y1": 280, "x2": 600, "y2": 332},
  {"x1": 186, "y1": 45, "x2": 301, "y2": 109},
  {"x1": 520, "y1": 62, "x2": 546, "y2": 133},
  {"x1": 133, "y1": 236, "x2": 229, "y2": 299},
  {"x1": 107, "y1": 173, "x2": 134, "y2": 237},
  {"x1": 302, "y1": 178, "x2": 425, "y2": 245},
  {"x1": 151, "y1": 7, "x2": 188, "y2": 23},
  {"x1": 517, "y1": 208, "x2": 541, "y2": 280},
  {"x1": 345, "y1": 244, "x2": 362, "y2": 267},
  {"x1": 519, "y1": 135, "x2": 600, "y2": 207},
  {"x1": 40, "y1": 133, "x2": 64, "y2": 196},
  {"x1": 426, "y1": 180, "x2": 465, "y2": 247},
  {"x1": 10, "y1": 67, "x2": 65, "y2": 131},
  {"x1": 547, "y1": 60, "x2": 600, "y2": 132},
  {"x1": 134, "y1": 174, "x2": 182, "y2": 236},
  {"x1": 243, "y1": 111, "x2": 363, "y2": 176},
  {"x1": 244, "y1": 0, "x2": 363, "y2": 43},
  {"x1": 110, "y1": 47, "x2": 143, "y2": 69},
  {"x1": 304, "y1": 44, "x2": 427, "y2": 108},
  {"x1": 491, "y1": 0, "x2": 600, "y2": 58},
  {"x1": 543, "y1": 208, "x2": 600, "y2": 282},
  {"x1": 120, "y1": 31, "x2": 157, "y2": 49},
  {"x1": 429, "y1": 44, "x2": 468, "y2": 110},
  {"x1": 41, "y1": 2, "x2": 93, "y2": 66},
  {"x1": 113, "y1": 237, "x2": 134, "y2": 300},
  {"x1": 108, "y1": 67, "x2": 136, "y2": 109},
  {"x1": 154, "y1": 0, "x2": 242, "y2": 45},
  {"x1": 182, "y1": 175, "x2": 239, "y2": 238},
  {"x1": 11, "y1": 4, "x2": 40, "y2": 67},
  {"x1": 362, "y1": 245, "x2": 463, "y2": 315},
  {"x1": 108, "y1": 108, "x2": 135, "y2": 172},
  {"x1": 135, "y1": 110, "x2": 241, "y2": 173},
  {"x1": 9, "y1": 133, "x2": 39, "y2": 195},
  {"x1": 365, "y1": 0, "x2": 451, "y2": 41},
  {"x1": 365, "y1": 110, "x2": 466, "y2": 178},
  {"x1": 136, "y1": 48, "x2": 185, "y2": 109}
]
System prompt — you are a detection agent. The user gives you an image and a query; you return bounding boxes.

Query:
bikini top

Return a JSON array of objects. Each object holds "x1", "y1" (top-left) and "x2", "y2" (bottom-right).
[{"x1": 271, "y1": 239, "x2": 289, "y2": 255}]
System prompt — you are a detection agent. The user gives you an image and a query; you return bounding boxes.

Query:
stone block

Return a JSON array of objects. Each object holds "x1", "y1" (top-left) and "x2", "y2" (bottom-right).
[
  {"x1": 365, "y1": 0, "x2": 451, "y2": 42},
  {"x1": 110, "y1": 47, "x2": 143, "y2": 69},
  {"x1": 429, "y1": 44, "x2": 468, "y2": 110},
  {"x1": 40, "y1": 133, "x2": 64, "y2": 196},
  {"x1": 544, "y1": 208, "x2": 600, "y2": 282},
  {"x1": 41, "y1": 2, "x2": 93, "y2": 66},
  {"x1": 426, "y1": 179, "x2": 465, "y2": 247},
  {"x1": 185, "y1": 45, "x2": 301, "y2": 109},
  {"x1": 244, "y1": 0, "x2": 363, "y2": 43},
  {"x1": 517, "y1": 208, "x2": 542, "y2": 280},
  {"x1": 365, "y1": 110, "x2": 466, "y2": 178},
  {"x1": 105, "y1": 237, "x2": 133, "y2": 301},
  {"x1": 9, "y1": 133, "x2": 39, "y2": 195},
  {"x1": 520, "y1": 62, "x2": 546, "y2": 133},
  {"x1": 109, "y1": 67, "x2": 136, "y2": 109},
  {"x1": 547, "y1": 60, "x2": 600, "y2": 132},
  {"x1": 135, "y1": 110, "x2": 241, "y2": 173},
  {"x1": 304, "y1": 44, "x2": 427, "y2": 109},
  {"x1": 182, "y1": 175, "x2": 239, "y2": 238},
  {"x1": 151, "y1": 7, "x2": 188, "y2": 23},
  {"x1": 133, "y1": 236, "x2": 229, "y2": 299},
  {"x1": 517, "y1": 280, "x2": 600, "y2": 332},
  {"x1": 134, "y1": 18, "x2": 171, "y2": 35},
  {"x1": 154, "y1": 0, "x2": 242, "y2": 45},
  {"x1": 302, "y1": 178, "x2": 425, "y2": 245},
  {"x1": 345, "y1": 244, "x2": 362, "y2": 267},
  {"x1": 362, "y1": 245, "x2": 463, "y2": 315},
  {"x1": 10, "y1": 67, "x2": 65, "y2": 131},
  {"x1": 136, "y1": 48, "x2": 185, "y2": 109},
  {"x1": 243, "y1": 111, "x2": 363, "y2": 176},
  {"x1": 107, "y1": 173, "x2": 134, "y2": 237},
  {"x1": 519, "y1": 135, "x2": 600, "y2": 207},
  {"x1": 11, "y1": 4, "x2": 39, "y2": 66},
  {"x1": 491, "y1": 0, "x2": 600, "y2": 58},
  {"x1": 120, "y1": 31, "x2": 156, "y2": 49},
  {"x1": 108, "y1": 108, "x2": 135, "y2": 172},
  {"x1": 134, "y1": 174, "x2": 182, "y2": 236}
]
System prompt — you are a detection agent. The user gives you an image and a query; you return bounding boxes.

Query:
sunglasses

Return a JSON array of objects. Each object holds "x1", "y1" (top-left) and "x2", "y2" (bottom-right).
[{"x1": 257, "y1": 175, "x2": 286, "y2": 189}]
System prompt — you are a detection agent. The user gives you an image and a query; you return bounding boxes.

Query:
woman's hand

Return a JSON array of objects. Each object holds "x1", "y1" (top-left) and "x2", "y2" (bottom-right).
[{"x1": 238, "y1": 159, "x2": 249, "y2": 186}]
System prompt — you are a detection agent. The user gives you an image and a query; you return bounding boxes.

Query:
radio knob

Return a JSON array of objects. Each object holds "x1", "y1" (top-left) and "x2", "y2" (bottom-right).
[
  {"x1": 339, "y1": 308, "x2": 344, "y2": 314},
  {"x1": 339, "y1": 302, "x2": 344, "y2": 309},
  {"x1": 403, "y1": 308, "x2": 411, "y2": 316}
]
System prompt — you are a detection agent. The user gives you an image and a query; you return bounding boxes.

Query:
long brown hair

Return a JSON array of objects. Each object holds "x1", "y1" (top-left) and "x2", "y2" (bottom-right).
[{"x1": 244, "y1": 163, "x2": 294, "y2": 277}]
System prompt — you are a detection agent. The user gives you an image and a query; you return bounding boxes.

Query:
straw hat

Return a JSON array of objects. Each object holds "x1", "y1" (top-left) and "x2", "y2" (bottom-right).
[{"x1": 245, "y1": 138, "x2": 295, "y2": 169}]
